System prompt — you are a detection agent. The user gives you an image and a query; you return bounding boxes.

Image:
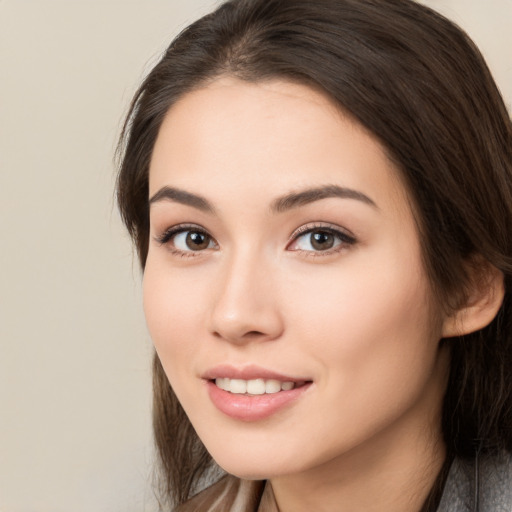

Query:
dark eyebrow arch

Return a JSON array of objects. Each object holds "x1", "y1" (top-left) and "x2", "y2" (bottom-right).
[
  {"x1": 149, "y1": 184, "x2": 376, "y2": 215},
  {"x1": 149, "y1": 186, "x2": 215, "y2": 214},
  {"x1": 271, "y1": 185, "x2": 377, "y2": 213}
]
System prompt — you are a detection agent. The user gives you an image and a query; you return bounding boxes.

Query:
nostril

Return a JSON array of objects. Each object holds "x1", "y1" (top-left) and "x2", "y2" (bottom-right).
[
  {"x1": 245, "y1": 330, "x2": 265, "y2": 337},
  {"x1": 211, "y1": 330, "x2": 264, "y2": 339}
]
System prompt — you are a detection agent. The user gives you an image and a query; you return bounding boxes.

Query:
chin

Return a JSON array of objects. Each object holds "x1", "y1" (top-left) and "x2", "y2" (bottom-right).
[
  {"x1": 202, "y1": 433, "x2": 322, "y2": 482},
  {"x1": 197, "y1": 434, "x2": 292, "y2": 480}
]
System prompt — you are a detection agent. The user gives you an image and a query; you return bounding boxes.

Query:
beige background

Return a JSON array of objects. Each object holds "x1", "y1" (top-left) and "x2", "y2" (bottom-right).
[{"x1": 0, "y1": 1, "x2": 510, "y2": 511}]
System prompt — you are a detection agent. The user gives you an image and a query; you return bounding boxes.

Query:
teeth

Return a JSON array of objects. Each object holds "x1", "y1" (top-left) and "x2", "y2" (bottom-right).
[
  {"x1": 265, "y1": 379, "x2": 281, "y2": 394},
  {"x1": 230, "y1": 379, "x2": 247, "y2": 394},
  {"x1": 217, "y1": 378, "x2": 229, "y2": 391},
  {"x1": 281, "y1": 381, "x2": 294, "y2": 391},
  {"x1": 246, "y1": 378, "x2": 265, "y2": 395},
  {"x1": 214, "y1": 378, "x2": 297, "y2": 395}
]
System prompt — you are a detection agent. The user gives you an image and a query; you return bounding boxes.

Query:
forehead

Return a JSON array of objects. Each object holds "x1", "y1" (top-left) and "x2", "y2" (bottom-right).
[{"x1": 149, "y1": 77, "x2": 410, "y2": 215}]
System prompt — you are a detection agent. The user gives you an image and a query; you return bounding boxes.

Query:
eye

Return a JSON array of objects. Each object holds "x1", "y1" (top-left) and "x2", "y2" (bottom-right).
[
  {"x1": 156, "y1": 225, "x2": 217, "y2": 254},
  {"x1": 173, "y1": 231, "x2": 215, "y2": 251},
  {"x1": 288, "y1": 225, "x2": 356, "y2": 254}
]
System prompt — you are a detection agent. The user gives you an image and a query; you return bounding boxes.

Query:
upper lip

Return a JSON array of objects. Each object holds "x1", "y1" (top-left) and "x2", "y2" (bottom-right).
[{"x1": 202, "y1": 364, "x2": 311, "y2": 382}]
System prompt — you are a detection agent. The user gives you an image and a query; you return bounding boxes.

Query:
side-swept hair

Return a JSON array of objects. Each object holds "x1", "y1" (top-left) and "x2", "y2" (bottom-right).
[{"x1": 116, "y1": 0, "x2": 512, "y2": 507}]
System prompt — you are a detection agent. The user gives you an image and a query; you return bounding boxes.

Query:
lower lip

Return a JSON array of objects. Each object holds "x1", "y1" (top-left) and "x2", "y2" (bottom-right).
[{"x1": 206, "y1": 380, "x2": 312, "y2": 421}]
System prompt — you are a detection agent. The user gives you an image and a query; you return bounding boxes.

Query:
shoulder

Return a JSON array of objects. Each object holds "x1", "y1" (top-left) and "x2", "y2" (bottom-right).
[
  {"x1": 438, "y1": 451, "x2": 512, "y2": 512},
  {"x1": 479, "y1": 451, "x2": 512, "y2": 511},
  {"x1": 175, "y1": 475, "x2": 266, "y2": 512}
]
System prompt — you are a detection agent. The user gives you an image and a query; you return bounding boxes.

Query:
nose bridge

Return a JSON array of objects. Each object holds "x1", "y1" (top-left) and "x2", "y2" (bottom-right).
[{"x1": 209, "y1": 245, "x2": 283, "y2": 343}]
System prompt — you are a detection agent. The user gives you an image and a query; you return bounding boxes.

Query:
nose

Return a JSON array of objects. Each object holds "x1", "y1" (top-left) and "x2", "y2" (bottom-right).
[{"x1": 208, "y1": 252, "x2": 284, "y2": 345}]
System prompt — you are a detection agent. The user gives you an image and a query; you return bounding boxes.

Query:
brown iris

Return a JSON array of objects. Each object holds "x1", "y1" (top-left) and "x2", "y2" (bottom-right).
[
  {"x1": 310, "y1": 231, "x2": 335, "y2": 251},
  {"x1": 186, "y1": 232, "x2": 210, "y2": 250}
]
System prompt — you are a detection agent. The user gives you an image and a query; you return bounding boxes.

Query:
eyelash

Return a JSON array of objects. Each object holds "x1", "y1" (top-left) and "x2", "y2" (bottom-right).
[
  {"x1": 154, "y1": 222, "x2": 357, "y2": 258},
  {"x1": 155, "y1": 224, "x2": 214, "y2": 258},
  {"x1": 288, "y1": 223, "x2": 357, "y2": 257}
]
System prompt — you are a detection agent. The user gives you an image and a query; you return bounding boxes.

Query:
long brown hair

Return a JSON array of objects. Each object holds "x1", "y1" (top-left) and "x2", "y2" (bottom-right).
[{"x1": 116, "y1": 0, "x2": 512, "y2": 508}]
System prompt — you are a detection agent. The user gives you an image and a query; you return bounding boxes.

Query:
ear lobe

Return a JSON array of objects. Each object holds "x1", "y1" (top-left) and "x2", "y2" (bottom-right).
[{"x1": 442, "y1": 262, "x2": 505, "y2": 338}]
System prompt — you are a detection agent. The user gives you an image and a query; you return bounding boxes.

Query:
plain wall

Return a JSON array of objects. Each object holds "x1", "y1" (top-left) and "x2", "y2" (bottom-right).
[{"x1": 0, "y1": 1, "x2": 510, "y2": 511}]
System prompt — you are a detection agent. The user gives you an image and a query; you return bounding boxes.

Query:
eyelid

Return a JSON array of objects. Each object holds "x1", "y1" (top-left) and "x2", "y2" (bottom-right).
[
  {"x1": 154, "y1": 223, "x2": 206, "y2": 243},
  {"x1": 154, "y1": 223, "x2": 218, "y2": 255},
  {"x1": 289, "y1": 222, "x2": 356, "y2": 241},
  {"x1": 287, "y1": 222, "x2": 357, "y2": 253}
]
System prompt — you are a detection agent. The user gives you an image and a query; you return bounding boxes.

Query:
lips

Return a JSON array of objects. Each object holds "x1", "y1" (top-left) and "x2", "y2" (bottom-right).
[
  {"x1": 203, "y1": 365, "x2": 313, "y2": 421},
  {"x1": 202, "y1": 363, "x2": 310, "y2": 382}
]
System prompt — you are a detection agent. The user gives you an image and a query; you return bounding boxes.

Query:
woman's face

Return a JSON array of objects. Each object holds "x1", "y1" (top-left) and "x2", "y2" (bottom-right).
[{"x1": 144, "y1": 78, "x2": 450, "y2": 480}]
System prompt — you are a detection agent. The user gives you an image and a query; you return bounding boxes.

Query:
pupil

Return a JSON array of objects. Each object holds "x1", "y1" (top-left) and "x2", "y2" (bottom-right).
[
  {"x1": 311, "y1": 231, "x2": 334, "y2": 250},
  {"x1": 186, "y1": 232, "x2": 209, "y2": 250}
]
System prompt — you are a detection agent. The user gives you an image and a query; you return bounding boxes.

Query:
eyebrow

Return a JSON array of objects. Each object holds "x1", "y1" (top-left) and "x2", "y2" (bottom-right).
[
  {"x1": 149, "y1": 186, "x2": 215, "y2": 213},
  {"x1": 270, "y1": 185, "x2": 377, "y2": 213},
  {"x1": 148, "y1": 184, "x2": 377, "y2": 214}
]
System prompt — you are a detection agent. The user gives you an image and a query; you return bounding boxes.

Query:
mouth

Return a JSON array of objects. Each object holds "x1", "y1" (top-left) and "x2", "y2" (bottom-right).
[
  {"x1": 212, "y1": 377, "x2": 309, "y2": 395},
  {"x1": 203, "y1": 366, "x2": 313, "y2": 421}
]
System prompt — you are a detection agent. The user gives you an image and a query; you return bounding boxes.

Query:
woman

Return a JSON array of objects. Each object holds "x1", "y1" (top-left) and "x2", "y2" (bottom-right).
[{"x1": 116, "y1": 0, "x2": 512, "y2": 510}]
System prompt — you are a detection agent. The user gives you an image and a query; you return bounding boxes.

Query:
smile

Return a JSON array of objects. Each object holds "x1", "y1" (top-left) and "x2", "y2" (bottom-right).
[
  {"x1": 206, "y1": 376, "x2": 312, "y2": 421},
  {"x1": 214, "y1": 377, "x2": 301, "y2": 395}
]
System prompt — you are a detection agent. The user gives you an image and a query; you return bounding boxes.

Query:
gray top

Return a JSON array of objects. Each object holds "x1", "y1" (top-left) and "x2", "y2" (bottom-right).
[{"x1": 438, "y1": 452, "x2": 512, "y2": 512}]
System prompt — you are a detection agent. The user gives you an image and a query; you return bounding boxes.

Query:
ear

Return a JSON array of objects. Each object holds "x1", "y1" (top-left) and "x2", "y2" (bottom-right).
[{"x1": 442, "y1": 260, "x2": 505, "y2": 338}]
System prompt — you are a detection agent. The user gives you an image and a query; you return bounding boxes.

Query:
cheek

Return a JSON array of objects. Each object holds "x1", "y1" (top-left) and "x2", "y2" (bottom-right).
[
  {"x1": 275, "y1": 252, "x2": 444, "y2": 461},
  {"x1": 285, "y1": 244, "x2": 440, "y2": 386},
  {"x1": 142, "y1": 256, "x2": 207, "y2": 379}
]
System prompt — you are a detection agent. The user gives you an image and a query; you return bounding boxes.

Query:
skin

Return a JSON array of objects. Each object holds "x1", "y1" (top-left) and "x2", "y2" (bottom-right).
[{"x1": 144, "y1": 78, "x2": 453, "y2": 512}]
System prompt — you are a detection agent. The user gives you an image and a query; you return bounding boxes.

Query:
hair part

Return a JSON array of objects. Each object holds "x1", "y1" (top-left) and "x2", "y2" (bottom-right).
[{"x1": 116, "y1": 0, "x2": 512, "y2": 507}]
